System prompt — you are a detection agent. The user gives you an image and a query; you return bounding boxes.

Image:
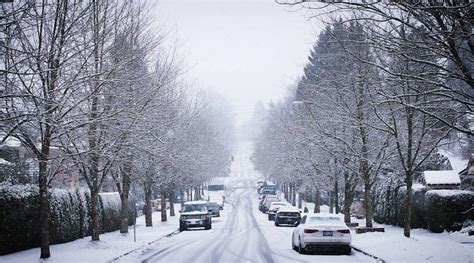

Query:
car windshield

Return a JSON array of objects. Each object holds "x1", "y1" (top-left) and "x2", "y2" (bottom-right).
[
  {"x1": 183, "y1": 204, "x2": 207, "y2": 212},
  {"x1": 208, "y1": 202, "x2": 219, "y2": 208}
]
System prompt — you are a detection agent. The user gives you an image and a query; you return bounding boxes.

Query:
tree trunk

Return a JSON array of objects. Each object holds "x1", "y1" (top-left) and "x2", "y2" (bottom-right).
[
  {"x1": 329, "y1": 190, "x2": 334, "y2": 213},
  {"x1": 404, "y1": 170, "x2": 413, "y2": 237},
  {"x1": 145, "y1": 185, "x2": 153, "y2": 227},
  {"x1": 291, "y1": 184, "x2": 296, "y2": 206},
  {"x1": 39, "y1": 158, "x2": 50, "y2": 258},
  {"x1": 120, "y1": 162, "x2": 132, "y2": 233},
  {"x1": 161, "y1": 191, "x2": 167, "y2": 222},
  {"x1": 91, "y1": 189, "x2": 101, "y2": 241},
  {"x1": 298, "y1": 192, "x2": 303, "y2": 209},
  {"x1": 313, "y1": 188, "x2": 320, "y2": 213},
  {"x1": 180, "y1": 189, "x2": 185, "y2": 209},
  {"x1": 169, "y1": 190, "x2": 175, "y2": 217},
  {"x1": 194, "y1": 186, "x2": 201, "y2": 200},
  {"x1": 364, "y1": 180, "x2": 373, "y2": 227},
  {"x1": 335, "y1": 178, "x2": 340, "y2": 214},
  {"x1": 119, "y1": 189, "x2": 130, "y2": 233},
  {"x1": 343, "y1": 173, "x2": 354, "y2": 223},
  {"x1": 288, "y1": 184, "x2": 292, "y2": 203}
]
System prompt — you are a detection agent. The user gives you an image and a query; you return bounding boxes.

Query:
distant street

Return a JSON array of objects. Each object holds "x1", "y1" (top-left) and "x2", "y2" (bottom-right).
[{"x1": 121, "y1": 142, "x2": 376, "y2": 263}]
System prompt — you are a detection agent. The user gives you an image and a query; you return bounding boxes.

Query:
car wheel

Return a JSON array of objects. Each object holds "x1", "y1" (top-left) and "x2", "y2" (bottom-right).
[
  {"x1": 298, "y1": 237, "x2": 306, "y2": 254},
  {"x1": 344, "y1": 245, "x2": 351, "y2": 255},
  {"x1": 217, "y1": 212, "x2": 220, "y2": 217},
  {"x1": 274, "y1": 219, "x2": 280, "y2": 227},
  {"x1": 292, "y1": 235, "x2": 298, "y2": 251},
  {"x1": 179, "y1": 223, "x2": 187, "y2": 232}
]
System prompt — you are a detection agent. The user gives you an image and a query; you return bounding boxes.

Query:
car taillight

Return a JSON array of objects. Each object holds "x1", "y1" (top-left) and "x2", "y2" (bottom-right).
[
  {"x1": 304, "y1": 229, "x2": 318, "y2": 233},
  {"x1": 337, "y1": 229, "x2": 350, "y2": 234}
]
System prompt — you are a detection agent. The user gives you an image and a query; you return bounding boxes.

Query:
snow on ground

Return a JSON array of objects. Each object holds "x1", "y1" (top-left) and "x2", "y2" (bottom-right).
[
  {"x1": 2, "y1": 141, "x2": 472, "y2": 263},
  {"x1": 0, "y1": 209, "x2": 181, "y2": 263},
  {"x1": 352, "y1": 225, "x2": 473, "y2": 263}
]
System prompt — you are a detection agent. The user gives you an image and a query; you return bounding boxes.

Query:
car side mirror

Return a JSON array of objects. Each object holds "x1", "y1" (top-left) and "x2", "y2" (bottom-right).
[
  {"x1": 299, "y1": 211, "x2": 302, "y2": 213},
  {"x1": 208, "y1": 209, "x2": 213, "y2": 212},
  {"x1": 178, "y1": 210, "x2": 181, "y2": 213}
]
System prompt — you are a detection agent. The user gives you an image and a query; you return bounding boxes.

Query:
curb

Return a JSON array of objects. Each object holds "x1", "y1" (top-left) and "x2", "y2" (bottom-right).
[
  {"x1": 107, "y1": 229, "x2": 181, "y2": 262},
  {"x1": 351, "y1": 245, "x2": 386, "y2": 263}
]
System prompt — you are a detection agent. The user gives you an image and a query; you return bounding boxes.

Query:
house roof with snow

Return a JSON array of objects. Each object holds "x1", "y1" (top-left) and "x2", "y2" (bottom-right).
[{"x1": 422, "y1": 170, "x2": 461, "y2": 186}]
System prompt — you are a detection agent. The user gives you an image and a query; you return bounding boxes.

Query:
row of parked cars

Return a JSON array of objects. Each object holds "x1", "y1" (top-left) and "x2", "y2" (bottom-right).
[{"x1": 256, "y1": 180, "x2": 352, "y2": 255}]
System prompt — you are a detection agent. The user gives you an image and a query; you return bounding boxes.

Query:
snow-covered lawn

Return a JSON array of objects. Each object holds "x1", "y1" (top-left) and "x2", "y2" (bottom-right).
[
  {"x1": 352, "y1": 225, "x2": 473, "y2": 263},
  {"x1": 0, "y1": 210, "x2": 181, "y2": 263}
]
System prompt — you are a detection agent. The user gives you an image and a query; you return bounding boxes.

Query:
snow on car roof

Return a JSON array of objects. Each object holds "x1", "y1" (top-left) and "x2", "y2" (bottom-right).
[
  {"x1": 184, "y1": 201, "x2": 209, "y2": 205},
  {"x1": 269, "y1": 202, "x2": 287, "y2": 207},
  {"x1": 423, "y1": 170, "x2": 461, "y2": 185},
  {"x1": 277, "y1": 206, "x2": 300, "y2": 212}
]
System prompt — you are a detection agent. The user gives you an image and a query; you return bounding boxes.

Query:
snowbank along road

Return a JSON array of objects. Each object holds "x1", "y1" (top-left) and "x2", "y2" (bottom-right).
[{"x1": 119, "y1": 142, "x2": 377, "y2": 263}]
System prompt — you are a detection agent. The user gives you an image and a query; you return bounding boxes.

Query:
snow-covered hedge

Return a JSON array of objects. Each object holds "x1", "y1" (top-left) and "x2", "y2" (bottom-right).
[
  {"x1": 374, "y1": 185, "x2": 474, "y2": 233},
  {"x1": 373, "y1": 184, "x2": 428, "y2": 229},
  {"x1": 425, "y1": 190, "x2": 474, "y2": 233},
  {"x1": 0, "y1": 183, "x2": 131, "y2": 255}
]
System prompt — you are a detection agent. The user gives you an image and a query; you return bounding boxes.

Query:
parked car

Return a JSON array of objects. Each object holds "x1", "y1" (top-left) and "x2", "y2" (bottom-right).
[
  {"x1": 292, "y1": 213, "x2": 351, "y2": 255},
  {"x1": 207, "y1": 201, "x2": 221, "y2": 217},
  {"x1": 179, "y1": 201, "x2": 212, "y2": 231},
  {"x1": 264, "y1": 182, "x2": 277, "y2": 193},
  {"x1": 261, "y1": 196, "x2": 280, "y2": 213},
  {"x1": 256, "y1": 180, "x2": 266, "y2": 193},
  {"x1": 259, "y1": 194, "x2": 276, "y2": 211},
  {"x1": 267, "y1": 202, "x2": 287, "y2": 221},
  {"x1": 260, "y1": 186, "x2": 276, "y2": 195},
  {"x1": 274, "y1": 206, "x2": 301, "y2": 226}
]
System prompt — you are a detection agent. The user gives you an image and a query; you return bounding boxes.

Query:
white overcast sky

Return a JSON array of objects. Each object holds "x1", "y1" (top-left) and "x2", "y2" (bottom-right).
[{"x1": 155, "y1": 0, "x2": 322, "y2": 124}]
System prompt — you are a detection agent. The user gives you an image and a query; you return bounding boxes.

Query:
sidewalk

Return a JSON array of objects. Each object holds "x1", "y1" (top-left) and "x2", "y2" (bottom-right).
[{"x1": 0, "y1": 211, "x2": 180, "y2": 263}]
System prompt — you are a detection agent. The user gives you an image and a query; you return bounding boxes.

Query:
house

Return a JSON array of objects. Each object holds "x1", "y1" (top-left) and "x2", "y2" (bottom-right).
[
  {"x1": 459, "y1": 154, "x2": 474, "y2": 191},
  {"x1": 420, "y1": 170, "x2": 461, "y2": 190}
]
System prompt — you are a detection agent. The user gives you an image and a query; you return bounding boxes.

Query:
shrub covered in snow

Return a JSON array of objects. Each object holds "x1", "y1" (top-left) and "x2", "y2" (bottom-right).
[
  {"x1": 0, "y1": 183, "x2": 132, "y2": 255},
  {"x1": 374, "y1": 185, "x2": 474, "y2": 233},
  {"x1": 373, "y1": 183, "x2": 428, "y2": 229},
  {"x1": 425, "y1": 190, "x2": 474, "y2": 233}
]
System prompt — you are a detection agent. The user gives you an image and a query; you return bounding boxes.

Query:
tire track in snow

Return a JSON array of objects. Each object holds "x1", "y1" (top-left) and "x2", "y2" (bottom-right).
[{"x1": 247, "y1": 192, "x2": 276, "y2": 263}]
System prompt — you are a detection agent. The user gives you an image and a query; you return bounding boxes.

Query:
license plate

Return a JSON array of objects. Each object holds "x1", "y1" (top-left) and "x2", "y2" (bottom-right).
[{"x1": 323, "y1": 231, "x2": 333, "y2": 236}]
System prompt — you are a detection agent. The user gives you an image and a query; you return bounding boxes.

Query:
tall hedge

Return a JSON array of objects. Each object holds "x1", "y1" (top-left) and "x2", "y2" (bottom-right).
[
  {"x1": 425, "y1": 190, "x2": 474, "y2": 233},
  {"x1": 374, "y1": 184, "x2": 474, "y2": 233},
  {"x1": 373, "y1": 184, "x2": 427, "y2": 228},
  {"x1": 0, "y1": 183, "x2": 133, "y2": 255}
]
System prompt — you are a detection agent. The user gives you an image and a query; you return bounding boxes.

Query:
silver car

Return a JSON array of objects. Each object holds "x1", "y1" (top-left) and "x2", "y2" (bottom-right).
[
  {"x1": 179, "y1": 201, "x2": 212, "y2": 231},
  {"x1": 207, "y1": 201, "x2": 220, "y2": 217},
  {"x1": 292, "y1": 213, "x2": 351, "y2": 255}
]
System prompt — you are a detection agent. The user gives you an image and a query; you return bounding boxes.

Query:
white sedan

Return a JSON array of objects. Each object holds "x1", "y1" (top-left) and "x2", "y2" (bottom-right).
[{"x1": 292, "y1": 213, "x2": 352, "y2": 255}]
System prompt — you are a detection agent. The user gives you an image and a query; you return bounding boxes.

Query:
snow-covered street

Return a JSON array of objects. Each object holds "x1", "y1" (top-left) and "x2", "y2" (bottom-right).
[
  {"x1": 118, "y1": 142, "x2": 376, "y2": 263},
  {"x1": 1, "y1": 142, "x2": 472, "y2": 263}
]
